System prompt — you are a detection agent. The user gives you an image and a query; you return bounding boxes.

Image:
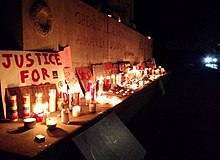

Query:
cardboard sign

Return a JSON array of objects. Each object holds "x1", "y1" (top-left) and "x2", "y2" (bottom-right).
[
  {"x1": 103, "y1": 62, "x2": 113, "y2": 76},
  {"x1": 75, "y1": 66, "x2": 93, "y2": 93},
  {"x1": 64, "y1": 67, "x2": 84, "y2": 97},
  {"x1": 73, "y1": 112, "x2": 147, "y2": 160},
  {"x1": 59, "y1": 46, "x2": 72, "y2": 68},
  {"x1": 92, "y1": 64, "x2": 106, "y2": 80},
  {"x1": 111, "y1": 63, "x2": 119, "y2": 74},
  {"x1": 0, "y1": 51, "x2": 65, "y2": 118},
  {"x1": 118, "y1": 61, "x2": 131, "y2": 72}
]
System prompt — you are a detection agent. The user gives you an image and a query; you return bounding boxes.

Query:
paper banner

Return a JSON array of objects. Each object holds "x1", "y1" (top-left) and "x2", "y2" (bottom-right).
[{"x1": 59, "y1": 46, "x2": 72, "y2": 68}]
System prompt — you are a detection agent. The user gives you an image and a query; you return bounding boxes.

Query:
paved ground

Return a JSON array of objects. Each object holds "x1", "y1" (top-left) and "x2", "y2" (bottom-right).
[{"x1": 128, "y1": 67, "x2": 220, "y2": 160}]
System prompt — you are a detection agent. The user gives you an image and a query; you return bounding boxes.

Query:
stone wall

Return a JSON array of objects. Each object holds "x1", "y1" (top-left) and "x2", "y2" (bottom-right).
[{"x1": 3, "y1": 0, "x2": 153, "y2": 69}]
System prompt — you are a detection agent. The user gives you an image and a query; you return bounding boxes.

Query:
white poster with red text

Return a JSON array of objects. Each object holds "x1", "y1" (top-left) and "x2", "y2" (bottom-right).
[{"x1": 0, "y1": 50, "x2": 65, "y2": 118}]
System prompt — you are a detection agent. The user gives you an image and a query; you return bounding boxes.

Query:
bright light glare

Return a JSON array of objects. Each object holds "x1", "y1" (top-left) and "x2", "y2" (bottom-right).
[
  {"x1": 204, "y1": 57, "x2": 212, "y2": 63},
  {"x1": 213, "y1": 58, "x2": 217, "y2": 62},
  {"x1": 205, "y1": 63, "x2": 218, "y2": 69},
  {"x1": 204, "y1": 57, "x2": 217, "y2": 63}
]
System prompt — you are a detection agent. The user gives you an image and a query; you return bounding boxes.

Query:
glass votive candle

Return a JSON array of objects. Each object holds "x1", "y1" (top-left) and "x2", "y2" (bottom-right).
[
  {"x1": 74, "y1": 92, "x2": 80, "y2": 106},
  {"x1": 24, "y1": 118, "x2": 36, "y2": 129},
  {"x1": 46, "y1": 117, "x2": 57, "y2": 130},
  {"x1": 89, "y1": 103, "x2": 96, "y2": 113},
  {"x1": 85, "y1": 92, "x2": 91, "y2": 105},
  {"x1": 72, "y1": 105, "x2": 81, "y2": 117}
]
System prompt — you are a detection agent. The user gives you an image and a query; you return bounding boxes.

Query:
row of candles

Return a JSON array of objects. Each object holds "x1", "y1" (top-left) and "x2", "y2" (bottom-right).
[
  {"x1": 8, "y1": 89, "x2": 97, "y2": 125},
  {"x1": 8, "y1": 65, "x2": 166, "y2": 126}
]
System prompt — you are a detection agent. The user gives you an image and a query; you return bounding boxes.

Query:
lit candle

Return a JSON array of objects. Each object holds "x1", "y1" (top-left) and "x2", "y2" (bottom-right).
[
  {"x1": 24, "y1": 118, "x2": 36, "y2": 129},
  {"x1": 36, "y1": 112, "x2": 44, "y2": 122},
  {"x1": 42, "y1": 103, "x2": 49, "y2": 124},
  {"x1": 105, "y1": 76, "x2": 111, "y2": 90},
  {"x1": 116, "y1": 74, "x2": 122, "y2": 86},
  {"x1": 85, "y1": 92, "x2": 91, "y2": 106},
  {"x1": 72, "y1": 105, "x2": 81, "y2": 117},
  {"x1": 90, "y1": 83, "x2": 96, "y2": 103},
  {"x1": 49, "y1": 89, "x2": 56, "y2": 112},
  {"x1": 22, "y1": 94, "x2": 30, "y2": 118},
  {"x1": 61, "y1": 105, "x2": 69, "y2": 124},
  {"x1": 111, "y1": 74, "x2": 116, "y2": 89},
  {"x1": 46, "y1": 117, "x2": 57, "y2": 129},
  {"x1": 74, "y1": 92, "x2": 80, "y2": 106},
  {"x1": 9, "y1": 95, "x2": 18, "y2": 121},
  {"x1": 68, "y1": 92, "x2": 74, "y2": 110},
  {"x1": 89, "y1": 103, "x2": 96, "y2": 113},
  {"x1": 98, "y1": 77, "x2": 104, "y2": 92},
  {"x1": 35, "y1": 93, "x2": 43, "y2": 104},
  {"x1": 139, "y1": 80, "x2": 144, "y2": 87}
]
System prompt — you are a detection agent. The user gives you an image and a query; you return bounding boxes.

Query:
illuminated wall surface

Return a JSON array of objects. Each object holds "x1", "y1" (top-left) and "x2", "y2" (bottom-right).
[{"x1": 3, "y1": 0, "x2": 152, "y2": 69}]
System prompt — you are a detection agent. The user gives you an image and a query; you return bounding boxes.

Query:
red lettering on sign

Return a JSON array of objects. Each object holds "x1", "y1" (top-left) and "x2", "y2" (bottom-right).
[
  {"x1": 77, "y1": 69, "x2": 92, "y2": 80},
  {"x1": 49, "y1": 54, "x2": 55, "y2": 65},
  {"x1": 54, "y1": 54, "x2": 62, "y2": 65},
  {"x1": 35, "y1": 53, "x2": 42, "y2": 65},
  {"x1": 20, "y1": 70, "x2": 29, "y2": 83},
  {"x1": 42, "y1": 53, "x2": 50, "y2": 65},
  {"x1": 2, "y1": 54, "x2": 12, "y2": 68},
  {"x1": 32, "y1": 69, "x2": 40, "y2": 82},
  {"x1": 26, "y1": 53, "x2": 34, "y2": 67},
  {"x1": 14, "y1": 54, "x2": 24, "y2": 68},
  {"x1": 41, "y1": 68, "x2": 50, "y2": 80}
]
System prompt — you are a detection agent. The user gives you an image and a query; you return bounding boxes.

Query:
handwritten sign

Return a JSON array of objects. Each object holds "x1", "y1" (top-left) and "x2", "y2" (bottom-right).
[
  {"x1": 0, "y1": 51, "x2": 65, "y2": 87},
  {"x1": 73, "y1": 112, "x2": 147, "y2": 160},
  {"x1": 75, "y1": 66, "x2": 93, "y2": 93},
  {"x1": 118, "y1": 61, "x2": 131, "y2": 72},
  {"x1": 64, "y1": 67, "x2": 84, "y2": 97},
  {"x1": 111, "y1": 63, "x2": 119, "y2": 74},
  {"x1": 92, "y1": 64, "x2": 106, "y2": 80},
  {"x1": 103, "y1": 62, "x2": 113, "y2": 76},
  {"x1": 0, "y1": 50, "x2": 65, "y2": 119}
]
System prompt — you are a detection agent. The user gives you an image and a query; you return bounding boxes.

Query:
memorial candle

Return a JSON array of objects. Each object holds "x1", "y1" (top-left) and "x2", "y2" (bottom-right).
[
  {"x1": 72, "y1": 105, "x2": 81, "y2": 117},
  {"x1": 46, "y1": 117, "x2": 57, "y2": 129},
  {"x1": 85, "y1": 92, "x2": 91, "y2": 105},
  {"x1": 35, "y1": 93, "x2": 43, "y2": 104},
  {"x1": 22, "y1": 94, "x2": 30, "y2": 118},
  {"x1": 105, "y1": 76, "x2": 111, "y2": 90},
  {"x1": 90, "y1": 83, "x2": 96, "y2": 103},
  {"x1": 49, "y1": 89, "x2": 56, "y2": 112},
  {"x1": 89, "y1": 103, "x2": 96, "y2": 113},
  {"x1": 9, "y1": 95, "x2": 18, "y2": 121},
  {"x1": 111, "y1": 74, "x2": 116, "y2": 89},
  {"x1": 74, "y1": 92, "x2": 80, "y2": 106}
]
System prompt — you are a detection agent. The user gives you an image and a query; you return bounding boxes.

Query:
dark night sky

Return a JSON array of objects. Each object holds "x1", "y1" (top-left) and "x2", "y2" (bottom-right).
[{"x1": 134, "y1": 0, "x2": 220, "y2": 43}]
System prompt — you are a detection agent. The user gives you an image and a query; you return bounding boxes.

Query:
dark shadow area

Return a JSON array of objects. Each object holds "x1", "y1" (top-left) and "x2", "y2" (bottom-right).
[{"x1": 128, "y1": 65, "x2": 220, "y2": 160}]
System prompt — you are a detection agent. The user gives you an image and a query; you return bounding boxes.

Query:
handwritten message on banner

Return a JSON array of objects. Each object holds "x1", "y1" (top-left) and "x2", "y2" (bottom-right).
[
  {"x1": 0, "y1": 51, "x2": 65, "y2": 88},
  {"x1": 0, "y1": 51, "x2": 65, "y2": 119}
]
